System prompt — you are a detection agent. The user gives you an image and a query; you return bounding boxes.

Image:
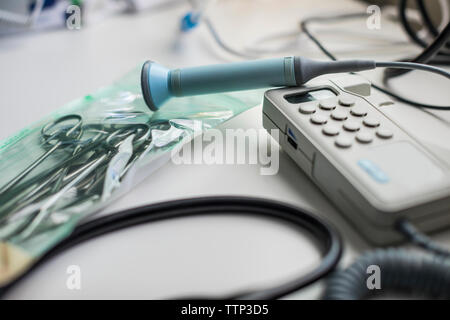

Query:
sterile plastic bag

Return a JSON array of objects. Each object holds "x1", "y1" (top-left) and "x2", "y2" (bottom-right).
[{"x1": 0, "y1": 64, "x2": 264, "y2": 288}]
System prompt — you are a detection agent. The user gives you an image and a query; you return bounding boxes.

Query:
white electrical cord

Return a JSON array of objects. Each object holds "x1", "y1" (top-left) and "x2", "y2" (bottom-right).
[{"x1": 197, "y1": 5, "x2": 420, "y2": 59}]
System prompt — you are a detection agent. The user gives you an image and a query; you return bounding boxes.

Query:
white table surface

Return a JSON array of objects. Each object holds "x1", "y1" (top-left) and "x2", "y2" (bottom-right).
[{"x1": 1, "y1": 0, "x2": 449, "y2": 299}]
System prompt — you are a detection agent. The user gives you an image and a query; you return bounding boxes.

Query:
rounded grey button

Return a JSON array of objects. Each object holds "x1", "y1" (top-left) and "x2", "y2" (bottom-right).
[
  {"x1": 322, "y1": 125, "x2": 340, "y2": 136},
  {"x1": 331, "y1": 110, "x2": 348, "y2": 121},
  {"x1": 335, "y1": 136, "x2": 352, "y2": 148},
  {"x1": 350, "y1": 106, "x2": 368, "y2": 117},
  {"x1": 310, "y1": 114, "x2": 328, "y2": 125},
  {"x1": 356, "y1": 132, "x2": 373, "y2": 143},
  {"x1": 339, "y1": 96, "x2": 355, "y2": 107},
  {"x1": 363, "y1": 117, "x2": 380, "y2": 127},
  {"x1": 299, "y1": 104, "x2": 316, "y2": 114},
  {"x1": 377, "y1": 128, "x2": 393, "y2": 139},
  {"x1": 343, "y1": 120, "x2": 360, "y2": 131},
  {"x1": 319, "y1": 100, "x2": 336, "y2": 110}
]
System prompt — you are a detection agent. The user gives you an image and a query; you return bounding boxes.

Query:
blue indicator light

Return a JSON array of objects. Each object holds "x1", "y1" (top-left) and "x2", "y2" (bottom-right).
[{"x1": 358, "y1": 159, "x2": 389, "y2": 184}]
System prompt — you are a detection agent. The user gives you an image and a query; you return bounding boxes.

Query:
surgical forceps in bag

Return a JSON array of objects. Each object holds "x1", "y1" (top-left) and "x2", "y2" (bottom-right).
[
  {"x1": 0, "y1": 115, "x2": 84, "y2": 197},
  {"x1": 0, "y1": 116, "x2": 153, "y2": 240},
  {"x1": 0, "y1": 115, "x2": 105, "y2": 219}
]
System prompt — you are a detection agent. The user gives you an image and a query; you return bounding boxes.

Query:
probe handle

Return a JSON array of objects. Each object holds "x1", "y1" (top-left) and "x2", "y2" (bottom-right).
[
  {"x1": 169, "y1": 57, "x2": 298, "y2": 96},
  {"x1": 140, "y1": 57, "x2": 376, "y2": 111}
]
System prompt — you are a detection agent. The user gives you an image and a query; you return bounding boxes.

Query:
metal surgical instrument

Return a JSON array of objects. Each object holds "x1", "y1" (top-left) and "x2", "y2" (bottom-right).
[
  {"x1": 0, "y1": 115, "x2": 155, "y2": 240},
  {"x1": 0, "y1": 115, "x2": 84, "y2": 196}
]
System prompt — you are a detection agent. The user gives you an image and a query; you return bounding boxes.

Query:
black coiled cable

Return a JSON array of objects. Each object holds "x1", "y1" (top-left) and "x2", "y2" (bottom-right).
[
  {"x1": 323, "y1": 248, "x2": 450, "y2": 300},
  {"x1": 323, "y1": 219, "x2": 450, "y2": 300}
]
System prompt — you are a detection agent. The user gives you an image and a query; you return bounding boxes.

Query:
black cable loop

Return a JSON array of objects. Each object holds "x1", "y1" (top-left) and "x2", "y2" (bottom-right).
[
  {"x1": 400, "y1": 0, "x2": 429, "y2": 48},
  {"x1": 0, "y1": 196, "x2": 342, "y2": 300},
  {"x1": 383, "y1": 22, "x2": 450, "y2": 81},
  {"x1": 417, "y1": 0, "x2": 439, "y2": 37},
  {"x1": 300, "y1": 16, "x2": 450, "y2": 110}
]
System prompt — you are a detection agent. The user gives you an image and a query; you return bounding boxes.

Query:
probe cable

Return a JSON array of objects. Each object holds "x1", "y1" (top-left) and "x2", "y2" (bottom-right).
[{"x1": 0, "y1": 196, "x2": 342, "y2": 300}]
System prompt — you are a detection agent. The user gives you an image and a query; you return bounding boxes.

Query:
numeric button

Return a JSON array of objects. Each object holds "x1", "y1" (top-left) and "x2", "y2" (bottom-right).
[
  {"x1": 335, "y1": 136, "x2": 352, "y2": 148},
  {"x1": 319, "y1": 100, "x2": 336, "y2": 110},
  {"x1": 356, "y1": 132, "x2": 373, "y2": 143},
  {"x1": 299, "y1": 104, "x2": 316, "y2": 114},
  {"x1": 376, "y1": 128, "x2": 393, "y2": 139},
  {"x1": 322, "y1": 125, "x2": 340, "y2": 136},
  {"x1": 310, "y1": 114, "x2": 328, "y2": 125},
  {"x1": 350, "y1": 106, "x2": 368, "y2": 117},
  {"x1": 343, "y1": 120, "x2": 360, "y2": 132},
  {"x1": 363, "y1": 117, "x2": 380, "y2": 127},
  {"x1": 331, "y1": 110, "x2": 348, "y2": 121},
  {"x1": 339, "y1": 97, "x2": 355, "y2": 107}
]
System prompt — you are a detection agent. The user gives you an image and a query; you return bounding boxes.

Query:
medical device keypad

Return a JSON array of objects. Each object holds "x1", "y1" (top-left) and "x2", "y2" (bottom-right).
[
  {"x1": 262, "y1": 75, "x2": 450, "y2": 245},
  {"x1": 300, "y1": 96, "x2": 393, "y2": 148}
]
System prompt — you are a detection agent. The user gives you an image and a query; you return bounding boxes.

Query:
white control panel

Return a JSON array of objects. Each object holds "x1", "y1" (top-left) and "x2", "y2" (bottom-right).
[{"x1": 263, "y1": 75, "x2": 450, "y2": 245}]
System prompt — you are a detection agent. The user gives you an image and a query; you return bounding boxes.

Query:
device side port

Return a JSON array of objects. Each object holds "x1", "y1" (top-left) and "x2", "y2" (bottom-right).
[{"x1": 287, "y1": 136, "x2": 298, "y2": 149}]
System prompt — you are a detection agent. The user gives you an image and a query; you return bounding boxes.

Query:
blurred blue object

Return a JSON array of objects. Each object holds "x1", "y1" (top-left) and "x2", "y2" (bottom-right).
[
  {"x1": 30, "y1": 0, "x2": 57, "y2": 11},
  {"x1": 180, "y1": 11, "x2": 200, "y2": 32}
]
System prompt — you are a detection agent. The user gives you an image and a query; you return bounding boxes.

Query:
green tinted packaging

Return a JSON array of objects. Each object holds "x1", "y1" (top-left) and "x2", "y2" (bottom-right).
[{"x1": 0, "y1": 65, "x2": 263, "y2": 288}]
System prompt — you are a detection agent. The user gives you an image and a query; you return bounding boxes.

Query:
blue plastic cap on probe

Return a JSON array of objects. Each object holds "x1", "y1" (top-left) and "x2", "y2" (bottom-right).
[{"x1": 141, "y1": 61, "x2": 171, "y2": 111}]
